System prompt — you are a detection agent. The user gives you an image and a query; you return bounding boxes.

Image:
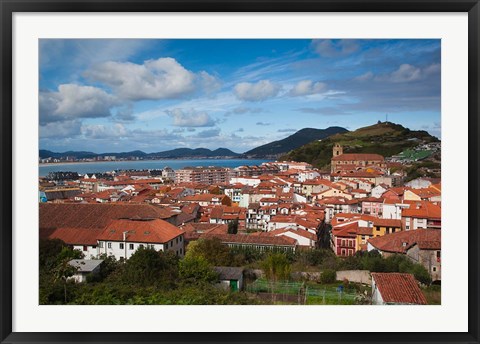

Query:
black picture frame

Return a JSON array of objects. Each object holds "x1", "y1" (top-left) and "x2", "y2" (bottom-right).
[{"x1": 1, "y1": 1, "x2": 479, "y2": 343}]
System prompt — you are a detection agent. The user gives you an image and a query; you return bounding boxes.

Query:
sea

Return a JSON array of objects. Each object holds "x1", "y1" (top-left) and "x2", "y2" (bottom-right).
[{"x1": 38, "y1": 158, "x2": 273, "y2": 177}]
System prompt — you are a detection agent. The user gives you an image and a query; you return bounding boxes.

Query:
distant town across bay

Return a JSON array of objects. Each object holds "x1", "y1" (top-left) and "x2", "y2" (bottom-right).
[{"x1": 39, "y1": 158, "x2": 273, "y2": 177}]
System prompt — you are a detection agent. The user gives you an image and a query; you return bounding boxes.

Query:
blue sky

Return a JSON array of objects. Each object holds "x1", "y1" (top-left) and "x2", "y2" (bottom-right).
[{"x1": 39, "y1": 39, "x2": 441, "y2": 153}]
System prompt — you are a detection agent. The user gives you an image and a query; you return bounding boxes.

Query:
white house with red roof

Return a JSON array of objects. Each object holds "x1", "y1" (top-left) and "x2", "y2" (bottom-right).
[{"x1": 97, "y1": 218, "x2": 185, "y2": 260}]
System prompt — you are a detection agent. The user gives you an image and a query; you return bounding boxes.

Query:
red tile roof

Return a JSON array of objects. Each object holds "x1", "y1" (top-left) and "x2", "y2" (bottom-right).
[
  {"x1": 204, "y1": 233, "x2": 297, "y2": 247},
  {"x1": 402, "y1": 202, "x2": 441, "y2": 219},
  {"x1": 373, "y1": 218, "x2": 402, "y2": 228},
  {"x1": 98, "y1": 218, "x2": 184, "y2": 243},
  {"x1": 40, "y1": 227, "x2": 102, "y2": 245},
  {"x1": 39, "y1": 203, "x2": 175, "y2": 231},
  {"x1": 332, "y1": 153, "x2": 384, "y2": 161},
  {"x1": 372, "y1": 273, "x2": 427, "y2": 305},
  {"x1": 368, "y1": 229, "x2": 441, "y2": 253}
]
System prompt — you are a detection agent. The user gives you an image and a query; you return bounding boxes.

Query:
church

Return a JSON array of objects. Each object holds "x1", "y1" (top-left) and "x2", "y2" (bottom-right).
[{"x1": 330, "y1": 143, "x2": 387, "y2": 174}]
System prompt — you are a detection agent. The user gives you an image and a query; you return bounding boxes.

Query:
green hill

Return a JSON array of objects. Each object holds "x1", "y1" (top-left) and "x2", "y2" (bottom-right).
[
  {"x1": 280, "y1": 122, "x2": 439, "y2": 169},
  {"x1": 244, "y1": 127, "x2": 348, "y2": 158}
]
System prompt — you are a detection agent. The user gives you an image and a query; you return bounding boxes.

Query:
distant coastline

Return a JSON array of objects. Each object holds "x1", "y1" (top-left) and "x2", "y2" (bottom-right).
[
  {"x1": 38, "y1": 157, "x2": 265, "y2": 167},
  {"x1": 38, "y1": 158, "x2": 274, "y2": 177}
]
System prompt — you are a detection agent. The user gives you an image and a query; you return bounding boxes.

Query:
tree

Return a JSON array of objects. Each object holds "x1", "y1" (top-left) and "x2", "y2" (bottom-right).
[
  {"x1": 320, "y1": 269, "x2": 336, "y2": 284},
  {"x1": 179, "y1": 256, "x2": 218, "y2": 285},
  {"x1": 227, "y1": 219, "x2": 239, "y2": 234},
  {"x1": 316, "y1": 222, "x2": 332, "y2": 249},
  {"x1": 261, "y1": 253, "x2": 291, "y2": 302},
  {"x1": 121, "y1": 247, "x2": 179, "y2": 288},
  {"x1": 39, "y1": 238, "x2": 67, "y2": 270},
  {"x1": 185, "y1": 238, "x2": 232, "y2": 266},
  {"x1": 52, "y1": 247, "x2": 83, "y2": 303}
]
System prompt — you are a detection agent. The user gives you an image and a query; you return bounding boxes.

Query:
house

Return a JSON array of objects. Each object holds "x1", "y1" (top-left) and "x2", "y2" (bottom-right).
[
  {"x1": 251, "y1": 226, "x2": 317, "y2": 248},
  {"x1": 318, "y1": 197, "x2": 359, "y2": 222},
  {"x1": 372, "y1": 218, "x2": 402, "y2": 236},
  {"x1": 360, "y1": 197, "x2": 384, "y2": 217},
  {"x1": 371, "y1": 184, "x2": 388, "y2": 198},
  {"x1": 214, "y1": 266, "x2": 244, "y2": 291},
  {"x1": 39, "y1": 203, "x2": 182, "y2": 259},
  {"x1": 402, "y1": 201, "x2": 441, "y2": 230},
  {"x1": 68, "y1": 259, "x2": 104, "y2": 283},
  {"x1": 331, "y1": 222, "x2": 358, "y2": 256},
  {"x1": 371, "y1": 272, "x2": 427, "y2": 305},
  {"x1": 367, "y1": 229, "x2": 441, "y2": 281},
  {"x1": 181, "y1": 193, "x2": 232, "y2": 207},
  {"x1": 97, "y1": 218, "x2": 185, "y2": 260}
]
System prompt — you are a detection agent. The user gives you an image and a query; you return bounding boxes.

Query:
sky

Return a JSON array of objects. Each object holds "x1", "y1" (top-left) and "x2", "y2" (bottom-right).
[{"x1": 39, "y1": 39, "x2": 441, "y2": 154}]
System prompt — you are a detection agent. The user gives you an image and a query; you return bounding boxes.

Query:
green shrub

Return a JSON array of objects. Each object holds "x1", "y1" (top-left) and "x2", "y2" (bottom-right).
[{"x1": 320, "y1": 269, "x2": 336, "y2": 284}]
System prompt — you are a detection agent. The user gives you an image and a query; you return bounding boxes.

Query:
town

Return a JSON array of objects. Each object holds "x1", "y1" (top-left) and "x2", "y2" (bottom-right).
[{"x1": 39, "y1": 140, "x2": 441, "y2": 305}]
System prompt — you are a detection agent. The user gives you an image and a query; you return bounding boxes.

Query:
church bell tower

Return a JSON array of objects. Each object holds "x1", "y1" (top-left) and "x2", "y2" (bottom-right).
[{"x1": 333, "y1": 143, "x2": 343, "y2": 157}]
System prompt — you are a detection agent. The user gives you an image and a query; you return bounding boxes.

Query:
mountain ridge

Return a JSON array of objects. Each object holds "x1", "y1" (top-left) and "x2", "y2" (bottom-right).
[{"x1": 244, "y1": 126, "x2": 348, "y2": 158}]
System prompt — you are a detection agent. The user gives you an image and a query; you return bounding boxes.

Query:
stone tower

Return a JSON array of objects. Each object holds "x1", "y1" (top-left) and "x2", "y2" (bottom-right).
[{"x1": 333, "y1": 143, "x2": 343, "y2": 157}]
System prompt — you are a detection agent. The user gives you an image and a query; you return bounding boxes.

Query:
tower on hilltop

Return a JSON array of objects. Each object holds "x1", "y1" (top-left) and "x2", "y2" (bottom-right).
[{"x1": 333, "y1": 143, "x2": 343, "y2": 157}]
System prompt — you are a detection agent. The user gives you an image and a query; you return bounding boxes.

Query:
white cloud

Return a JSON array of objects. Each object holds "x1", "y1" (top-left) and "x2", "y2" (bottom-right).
[
  {"x1": 166, "y1": 108, "x2": 216, "y2": 127},
  {"x1": 356, "y1": 63, "x2": 440, "y2": 84},
  {"x1": 84, "y1": 57, "x2": 220, "y2": 101},
  {"x1": 311, "y1": 39, "x2": 359, "y2": 57},
  {"x1": 234, "y1": 80, "x2": 281, "y2": 102},
  {"x1": 40, "y1": 120, "x2": 82, "y2": 138},
  {"x1": 354, "y1": 71, "x2": 374, "y2": 82},
  {"x1": 199, "y1": 71, "x2": 222, "y2": 94},
  {"x1": 39, "y1": 84, "x2": 118, "y2": 124},
  {"x1": 389, "y1": 64, "x2": 422, "y2": 83},
  {"x1": 289, "y1": 80, "x2": 327, "y2": 96},
  {"x1": 81, "y1": 123, "x2": 128, "y2": 139}
]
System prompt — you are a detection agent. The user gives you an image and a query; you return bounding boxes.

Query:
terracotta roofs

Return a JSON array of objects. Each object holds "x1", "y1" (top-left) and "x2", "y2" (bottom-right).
[
  {"x1": 373, "y1": 218, "x2": 402, "y2": 228},
  {"x1": 204, "y1": 233, "x2": 297, "y2": 247},
  {"x1": 402, "y1": 202, "x2": 441, "y2": 219},
  {"x1": 372, "y1": 273, "x2": 427, "y2": 305},
  {"x1": 332, "y1": 153, "x2": 384, "y2": 161},
  {"x1": 40, "y1": 227, "x2": 102, "y2": 245},
  {"x1": 368, "y1": 229, "x2": 441, "y2": 253},
  {"x1": 39, "y1": 203, "x2": 175, "y2": 231},
  {"x1": 98, "y1": 218, "x2": 184, "y2": 244}
]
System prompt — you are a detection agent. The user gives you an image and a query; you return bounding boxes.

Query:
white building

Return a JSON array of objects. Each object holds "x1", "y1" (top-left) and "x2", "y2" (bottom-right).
[{"x1": 97, "y1": 218, "x2": 185, "y2": 260}]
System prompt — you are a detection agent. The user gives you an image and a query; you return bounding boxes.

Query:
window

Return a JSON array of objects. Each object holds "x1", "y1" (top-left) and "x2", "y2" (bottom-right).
[
  {"x1": 107, "y1": 242, "x2": 112, "y2": 249},
  {"x1": 139, "y1": 244, "x2": 144, "y2": 249},
  {"x1": 83, "y1": 245, "x2": 88, "y2": 251},
  {"x1": 119, "y1": 243, "x2": 124, "y2": 249},
  {"x1": 99, "y1": 242, "x2": 104, "y2": 248},
  {"x1": 176, "y1": 237, "x2": 178, "y2": 244},
  {"x1": 180, "y1": 248, "x2": 183, "y2": 255},
  {"x1": 92, "y1": 246, "x2": 97, "y2": 249},
  {"x1": 129, "y1": 243, "x2": 134, "y2": 250},
  {"x1": 180, "y1": 236, "x2": 182, "y2": 242}
]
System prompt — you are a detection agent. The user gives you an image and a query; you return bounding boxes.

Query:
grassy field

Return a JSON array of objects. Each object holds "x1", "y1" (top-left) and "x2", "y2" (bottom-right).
[{"x1": 245, "y1": 279, "x2": 365, "y2": 305}]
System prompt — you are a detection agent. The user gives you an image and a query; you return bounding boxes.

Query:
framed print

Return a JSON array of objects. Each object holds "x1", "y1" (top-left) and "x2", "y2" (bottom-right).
[{"x1": 1, "y1": 1, "x2": 479, "y2": 343}]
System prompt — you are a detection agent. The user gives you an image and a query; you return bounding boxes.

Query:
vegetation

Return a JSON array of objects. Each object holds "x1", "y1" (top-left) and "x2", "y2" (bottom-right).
[
  {"x1": 280, "y1": 122, "x2": 439, "y2": 169},
  {"x1": 227, "y1": 219, "x2": 239, "y2": 234},
  {"x1": 39, "y1": 238, "x2": 434, "y2": 305},
  {"x1": 319, "y1": 269, "x2": 336, "y2": 284}
]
